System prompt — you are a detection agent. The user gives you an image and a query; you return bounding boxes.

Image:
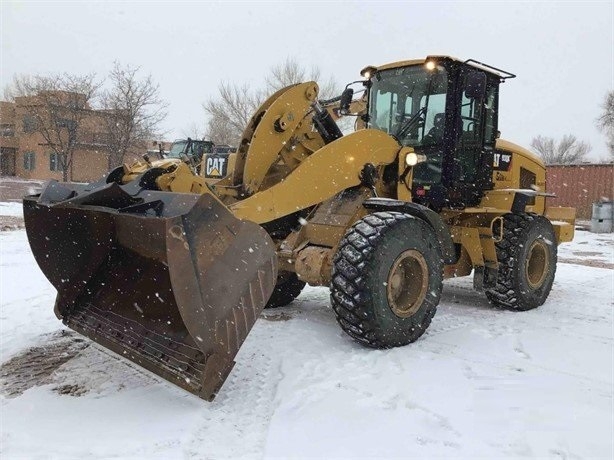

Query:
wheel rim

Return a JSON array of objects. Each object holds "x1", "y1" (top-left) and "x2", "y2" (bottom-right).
[
  {"x1": 387, "y1": 249, "x2": 429, "y2": 318},
  {"x1": 525, "y1": 240, "x2": 549, "y2": 289}
]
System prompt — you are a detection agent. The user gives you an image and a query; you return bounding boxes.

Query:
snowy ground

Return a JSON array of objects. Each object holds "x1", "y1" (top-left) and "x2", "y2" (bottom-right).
[
  {"x1": 0, "y1": 201, "x2": 612, "y2": 459},
  {"x1": 0, "y1": 203, "x2": 23, "y2": 217}
]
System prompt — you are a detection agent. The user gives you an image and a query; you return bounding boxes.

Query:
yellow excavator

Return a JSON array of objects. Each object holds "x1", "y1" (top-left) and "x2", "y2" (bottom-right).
[{"x1": 23, "y1": 56, "x2": 575, "y2": 400}]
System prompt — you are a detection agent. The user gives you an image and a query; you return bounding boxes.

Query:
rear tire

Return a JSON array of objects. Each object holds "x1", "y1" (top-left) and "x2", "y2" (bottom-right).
[
  {"x1": 265, "y1": 271, "x2": 306, "y2": 309},
  {"x1": 330, "y1": 212, "x2": 443, "y2": 348},
  {"x1": 485, "y1": 213, "x2": 557, "y2": 311}
]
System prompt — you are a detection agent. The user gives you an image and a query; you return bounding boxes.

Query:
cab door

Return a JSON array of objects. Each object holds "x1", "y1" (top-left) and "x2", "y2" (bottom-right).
[{"x1": 447, "y1": 69, "x2": 499, "y2": 207}]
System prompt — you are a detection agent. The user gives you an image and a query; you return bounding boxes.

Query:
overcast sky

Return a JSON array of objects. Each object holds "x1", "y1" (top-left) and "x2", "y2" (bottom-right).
[{"x1": 2, "y1": 1, "x2": 612, "y2": 160}]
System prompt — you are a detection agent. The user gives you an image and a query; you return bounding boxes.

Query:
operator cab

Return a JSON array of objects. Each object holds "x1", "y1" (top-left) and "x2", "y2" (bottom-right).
[
  {"x1": 166, "y1": 139, "x2": 214, "y2": 170},
  {"x1": 363, "y1": 56, "x2": 514, "y2": 209}
]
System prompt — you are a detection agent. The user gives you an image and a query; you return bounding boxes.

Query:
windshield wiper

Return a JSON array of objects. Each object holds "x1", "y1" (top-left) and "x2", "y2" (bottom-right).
[{"x1": 394, "y1": 106, "x2": 427, "y2": 141}]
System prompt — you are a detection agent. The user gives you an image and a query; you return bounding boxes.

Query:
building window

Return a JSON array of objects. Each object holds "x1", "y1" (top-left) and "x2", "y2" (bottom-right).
[
  {"x1": 23, "y1": 151, "x2": 36, "y2": 171},
  {"x1": 0, "y1": 123, "x2": 14, "y2": 137},
  {"x1": 22, "y1": 115, "x2": 38, "y2": 133},
  {"x1": 49, "y1": 152, "x2": 62, "y2": 172}
]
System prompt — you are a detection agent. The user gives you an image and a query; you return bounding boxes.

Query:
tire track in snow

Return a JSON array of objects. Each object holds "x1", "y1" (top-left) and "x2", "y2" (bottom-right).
[
  {"x1": 424, "y1": 336, "x2": 612, "y2": 388},
  {"x1": 183, "y1": 323, "x2": 283, "y2": 459},
  {"x1": 426, "y1": 312, "x2": 473, "y2": 336}
]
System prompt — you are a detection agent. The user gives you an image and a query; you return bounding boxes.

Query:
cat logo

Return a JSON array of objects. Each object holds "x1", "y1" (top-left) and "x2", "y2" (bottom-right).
[
  {"x1": 205, "y1": 155, "x2": 228, "y2": 178},
  {"x1": 493, "y1": 151, "x2": 512, "y2": 171}
]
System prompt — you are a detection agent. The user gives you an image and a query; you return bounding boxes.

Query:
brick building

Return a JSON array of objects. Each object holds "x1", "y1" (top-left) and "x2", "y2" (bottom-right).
[
  {"x1": 0, "y1": 93, "x2": 160, "y2": 182},
  {"x1": 0, "y1": 93, "x2": 112, "y2": 182}
]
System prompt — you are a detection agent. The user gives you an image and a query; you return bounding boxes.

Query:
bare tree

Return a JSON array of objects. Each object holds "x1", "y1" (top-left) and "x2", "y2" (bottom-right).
[
  {"x1": 180, "y1": 121, "x2": 206, "y2": 140},
  {"x1": 203, "y1": 83, "x2": 261, "y2": 145},
  {"x1": 100, "y1": 62, "x2": 168, "y2": 169},
  {"x1": 596, "y1": 90, "x2": 614, "y2": 160},
  {"x1": 530, "y1": 134, "x2": 591, "y2": 165},
  {"x1": 204, "y1": 110, "x2": 241, "y2": 146},
  {"x1": 204, "y1": 58, "x2": 339, "y2": 146},
  {"x1": 266, "y1": 57, "x2": 337, "y2": 100},
  {"x1": 9, "y1": 73, "x2": 101, "y2": 181},
  {"x1": 2, "y1": 74, "x2": 37, "y2": 101}
]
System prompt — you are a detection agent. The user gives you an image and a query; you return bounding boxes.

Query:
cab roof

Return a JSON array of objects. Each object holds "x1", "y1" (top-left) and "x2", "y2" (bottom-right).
[{"x1": 361, "y1": 56, "x2": 515, "y2": 80}]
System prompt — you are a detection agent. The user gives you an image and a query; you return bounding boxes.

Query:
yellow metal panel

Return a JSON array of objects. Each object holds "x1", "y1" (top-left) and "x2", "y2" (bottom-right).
[
  {"x1": 479, "y1": 189, "x2": 516, "y2": 211},
  {"x1": 231, "y1": 84, "x2": 299, "y2": 187},
  {"x1": 122, "y1": 158, "x2": 182, "y2": 184},
  {"x1": 451, "y1": 226, "x2": 484, "y2": 267},
  {"x1": 450, "y1": 224, "x2": 498, "y2": 269},
  {"x1": 496, "y1": 139, "x2": 545, "y2": 169},
  {"x1": 546, "y1": 206, "x2": 576, "y2": 224},
  {"x1": 364, "y1": 59, "x2": 425, "y2": 73},
  {"x1": 304, "y1": 188, "x2": 372, "y2": 248},
  {"x1": 367, "y1": 56, "x2": 464, "y2": 73},
  {"x1": 492, "y1": 139, "x2": 547, "y2": 217},
  {"x1": 156, "y1": 162, "x2": 206, "y2": 194},
  {"x1": 479, "y1": 228, "x2": 498, "y2": 266},
  {"x1": 546, "y1": 206, "x2": 576, "y2": 243},
  {"x1": 242, "y1": 82, "x2": 318, "y2": 195},
  {"x1": 304, "y1": 225, "x2": 347, "y2": 248},
  {"x1": 552, "y1": 222, "x2": 575, "y2": 243},
  {"x1": 230, "y1": 129, "x2": 401, "y2": 224}
]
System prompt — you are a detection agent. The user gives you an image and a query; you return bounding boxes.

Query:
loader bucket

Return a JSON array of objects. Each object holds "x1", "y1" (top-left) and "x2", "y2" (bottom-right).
[{"x1": 23, "y1": 180, "x2": 277, "y2": 400}]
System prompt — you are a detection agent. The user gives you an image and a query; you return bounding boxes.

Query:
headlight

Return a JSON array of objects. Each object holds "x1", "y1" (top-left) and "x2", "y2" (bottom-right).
[
  {"x1": 405, "y1": 153, "x2": 418, "y2": 166},
  {"x1": 405, "y1": 152, "x2": 426, "y2": 166},
  {"x1": 360, "y1": 66, "x2": 377, "y2": 79}
]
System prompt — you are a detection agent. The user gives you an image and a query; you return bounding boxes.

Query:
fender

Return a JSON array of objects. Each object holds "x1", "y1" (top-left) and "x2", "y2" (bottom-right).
[{"x1": 363, "y1": 197, "x2": 458, "y2": 265}]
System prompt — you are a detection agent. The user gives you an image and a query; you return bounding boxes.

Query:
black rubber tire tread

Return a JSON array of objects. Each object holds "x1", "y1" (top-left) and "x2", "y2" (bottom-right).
[
  {"x1": 485, "y1": 213, "x2": 557, "y2": 311},
  {"x1": 330, "y1": 211, "x2": 443, "y2": 349},
  {"x1": 265, "y1": 271, "x2": 306, "y2": 309}
]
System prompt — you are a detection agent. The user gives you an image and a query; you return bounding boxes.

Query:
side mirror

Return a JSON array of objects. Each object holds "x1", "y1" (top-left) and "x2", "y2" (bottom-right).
[
  {"x1": 465, "y1": 71, "x2": 486, "y2": 100},
  {"x1": 339, "y1": 88, "x2": 354, "y2": 114}
]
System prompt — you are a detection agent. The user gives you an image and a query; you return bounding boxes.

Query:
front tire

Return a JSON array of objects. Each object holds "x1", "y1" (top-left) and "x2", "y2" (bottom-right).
[
  {"x1": 486, "y1": 213, "x2": 557, "y2": 311},
  {"x1": 330, "y1": 212, "x2": 443, "y2": 348},
  {"x1": 265, "y1": 271, "x2": 306, "y2": 309}
]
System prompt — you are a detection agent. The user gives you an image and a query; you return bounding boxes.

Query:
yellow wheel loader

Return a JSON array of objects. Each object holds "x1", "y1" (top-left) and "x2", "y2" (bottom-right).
[
  {"x1": 23, "y1": 56, "x2": 575, "y2": 400},
  {"x1": 165, "y1": 138, "x2": 214, "y2": 175}
]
